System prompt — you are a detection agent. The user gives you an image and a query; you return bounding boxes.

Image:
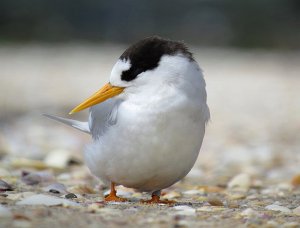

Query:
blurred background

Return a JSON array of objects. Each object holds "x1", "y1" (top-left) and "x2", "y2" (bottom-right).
[{"x1": 0, "y1": 0, "x2": 299, "y2": 184}]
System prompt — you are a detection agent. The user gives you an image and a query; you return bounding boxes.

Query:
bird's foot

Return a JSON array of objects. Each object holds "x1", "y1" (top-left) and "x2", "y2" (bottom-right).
[
  {"x1": 104, "y1": 182, "x2": 128, "y2": 202},
  {"x1": 105, "y1": 193, "x2": 128, "y2": 202},
  {"x1": 140, "y1": 195, "x2": 176, "y2": 204}
]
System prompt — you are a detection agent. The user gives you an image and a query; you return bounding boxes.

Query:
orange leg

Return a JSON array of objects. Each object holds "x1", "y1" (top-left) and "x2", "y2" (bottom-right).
[
  {"x1": 141, "y1": 191, "x2": 176, "y2": 204},
  {"x1": 105, "y1": 182, "x2": 128, "y2": 202}
]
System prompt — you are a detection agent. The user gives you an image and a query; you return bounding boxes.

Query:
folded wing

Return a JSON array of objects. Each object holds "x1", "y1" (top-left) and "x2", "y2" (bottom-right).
[
  {"x1": 44, "y1": 98, "x2": 122, "y2": 139},
  {"x1": 89, "y1": 98, "x2": 122, "y2": 139}
]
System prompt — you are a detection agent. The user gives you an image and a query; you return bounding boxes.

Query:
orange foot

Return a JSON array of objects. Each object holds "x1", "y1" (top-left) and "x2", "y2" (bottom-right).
[
  {"x1": 140, "y1": 195, "x2": 176, "y2": 204},
  {"x1": 104, "y1": 182, "x2": 128, "y2": 202},
  {"x1": 105, "y1": 193, "x2": 128, "y2": 202}
]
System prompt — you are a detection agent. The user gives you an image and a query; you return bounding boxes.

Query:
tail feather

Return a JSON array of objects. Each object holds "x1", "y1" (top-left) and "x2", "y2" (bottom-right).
[{"x1": 43, "y1": 114, "x2": 90, "y2": 134}]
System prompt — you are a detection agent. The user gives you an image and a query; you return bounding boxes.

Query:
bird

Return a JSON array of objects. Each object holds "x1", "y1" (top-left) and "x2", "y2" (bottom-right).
[{"x1": 45, "y1": 36, "x2": 210, "y2": 204}]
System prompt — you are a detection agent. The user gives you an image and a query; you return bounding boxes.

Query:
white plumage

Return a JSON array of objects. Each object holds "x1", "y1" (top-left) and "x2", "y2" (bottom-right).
[
  {"x1": 86, "y1": 54, "x2": 209, "y2": 191},
  {"x1": 46, "y1": 37, "x2": 209, "y2": 202}
]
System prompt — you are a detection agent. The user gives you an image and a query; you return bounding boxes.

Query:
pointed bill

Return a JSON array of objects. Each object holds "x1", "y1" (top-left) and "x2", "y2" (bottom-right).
[{"x1": 69, "y1": 83, "x2": 124, "y2": 114}]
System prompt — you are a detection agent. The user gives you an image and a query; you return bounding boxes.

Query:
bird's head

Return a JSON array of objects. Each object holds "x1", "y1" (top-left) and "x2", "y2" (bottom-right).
[{"x1": 69, "y1": 36, "x2": 196, "y2": 114}]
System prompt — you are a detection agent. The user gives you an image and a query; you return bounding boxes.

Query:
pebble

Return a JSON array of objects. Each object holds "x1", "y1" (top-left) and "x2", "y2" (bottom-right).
[
  {"x1": 16, "y1": 194, "x2": 79, "y2": 206},
  {"x1": 265, "y1": 204, "x2": 291, "y2": 213},
  {"x1": 0, "y1": 205, "x2": 12, "y2": 217},
  {"x1": 197, "y1": 196, "x2": 208, "y2": 202},
  {"x1": 196, "y1": 206, "x2": 225, "y2": 212},
  {"x1": 183, "y1": 189, "x2": 204, "y2": 195},
  {"x1": 0, "y1": 179, "x2": 13, "y2": 191},
  {"x1": 173, "y1": 206, "x2": 196, "y2": 216},
  {"x1": 6, "y1": 192, "x2": 36, "y2": 201},
  {"x1": 252, "y1": 179, "x2": 263, "y2": 189},
  {"x1": 196, "y1": 186, "x2": 224, "y2": 193},
  {"x1": 226, "y1": 193, "x2": 247, "y2": 200},
  {"x1": 162, "y1": 191, "x2": 182, "y2": 199},
  {"x1": 227, "y1": 173, "x2": 251, "y2": 191},
  {"x1": 21, "y1": 171, "x2": 54, "y2": 185},
  {"x1": 65, "y1": 193, "x2": 77, "y2": 199},
  {"x1": 13, "y1": 213, "x2": 31, "y2": 221},
  {"x1": 67, "y1": 185, "x2": 95, "y2": 194},
  {"x1": 227, "y1": 201, "x2": 240, "y2": 208},
  {"x1": 56, "y1": 173, "x2": 71, "y2": 181},
  {"x1": 207, "y1": 197, "x2": 224, "y2": 206},
  {"x1": 261, "y1": 188, "x2": 277, "y2": 195},
  {"x1": 292, "y1": 206, "x2": 300, "y2": 216},
  {"x1": 277, "y1": 183, "x2": 293, "y2": 191},
  {"x1": 44, "y1": 149, "x2": 74, "y2": 169},
  {"x1": 240, "y1": 208, "x2": 258, "y2": 218},
  {"x1": 43, "y1": 183, "x2": 68, "y2": 194}
]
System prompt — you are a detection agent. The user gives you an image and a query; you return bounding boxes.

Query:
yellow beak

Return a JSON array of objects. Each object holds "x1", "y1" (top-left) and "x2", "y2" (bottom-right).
[{"x1": 69, "y1": 83, "x2": 124, "y2": 114}]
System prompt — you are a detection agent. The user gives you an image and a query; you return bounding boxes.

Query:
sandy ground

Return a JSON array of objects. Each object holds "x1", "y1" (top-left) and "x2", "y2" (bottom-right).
[{"x1": 0, "y1": 45, "x2": 299, "y2": 227}]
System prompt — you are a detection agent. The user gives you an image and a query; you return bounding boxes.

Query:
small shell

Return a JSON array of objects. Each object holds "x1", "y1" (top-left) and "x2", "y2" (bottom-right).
[
  {"x1": 173, "y1": 206, "x2": 196, "y2": 216},
  {"x1": 43, "y1": 183, "x2": 68, "y2": 194},
  {"x1": 196, "y1": 206, "x2": 226, "y2": 212},
  {"x1": 207, "y1": 197, "x2": 224, "y2": 206},
  {"x1": 240, "y1": 208, "x2": 258, "y2": 218},
  {"x1": 183, "y1": 189, "x2": 204, "y2": 195},
  {"x1": 227, "y1": 173, "x2": 251, "y2": 191},
  {"x1": 16, "y1": 194, "x2": 78, "y2": 206},
  {"x1": 0, "y1": 179, "x2": 13, "y2": 191},
  {"x1": 265, "y1": 204, "x2": 291, "y2": 213},
  {"x1": 44, "y1": 149, "x2": 81, "y2": 169},
  {"x1": 21, "y1": 171, "x2": 54, "y2": 185},
  {"x1": 226, "y1": 193, "x2": 247, "y2": 200}
]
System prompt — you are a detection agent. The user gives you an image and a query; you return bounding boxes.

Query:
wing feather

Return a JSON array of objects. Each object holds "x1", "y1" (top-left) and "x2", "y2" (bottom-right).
[{"x1": 43, "y1": 114, "x2": 90, "y2": 134}]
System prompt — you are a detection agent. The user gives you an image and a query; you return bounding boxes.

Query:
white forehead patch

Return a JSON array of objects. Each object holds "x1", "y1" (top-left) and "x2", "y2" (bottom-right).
[{"x1": 110, "y1": 59, "x2": 131, "y2": 86}]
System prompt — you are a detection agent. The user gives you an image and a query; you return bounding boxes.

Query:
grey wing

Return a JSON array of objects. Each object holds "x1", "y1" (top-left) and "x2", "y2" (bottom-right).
[
  {"x1": 44, "y1": 114, "x2": 90, "y2": 134},
  {"x1": 89, "y1": 98, "x2": 122, "y2": 139}
]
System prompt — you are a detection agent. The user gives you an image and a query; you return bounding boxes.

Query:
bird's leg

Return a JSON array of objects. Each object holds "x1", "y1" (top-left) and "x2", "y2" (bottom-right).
[
  {"x1": 104, "y1": 182, "x2": 128, "y2": 202},
  {"x1": 140, "y1": 190, "x2": 176, "y2": 204}
]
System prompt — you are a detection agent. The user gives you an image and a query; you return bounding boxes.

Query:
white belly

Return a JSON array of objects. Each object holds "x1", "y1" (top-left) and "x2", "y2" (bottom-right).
[{"x1": 84, "y1": 95, "x2": 207, "y2": 192}]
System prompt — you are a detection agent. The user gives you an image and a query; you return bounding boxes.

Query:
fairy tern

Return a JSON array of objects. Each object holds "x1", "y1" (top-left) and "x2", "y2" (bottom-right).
[{"x1": 45, "y1": 36, "x2": 210, "y2": 203}]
